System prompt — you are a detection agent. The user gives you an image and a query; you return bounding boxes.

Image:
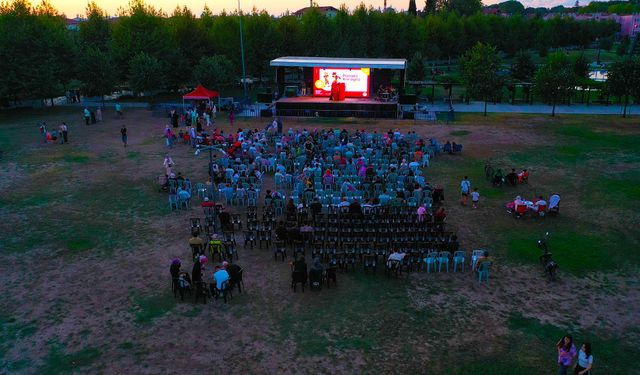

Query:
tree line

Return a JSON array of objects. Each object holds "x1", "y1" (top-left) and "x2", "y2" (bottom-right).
[
  {"x1": 0, "y1": 0, "x2": 622, "y2": 105},
  {"x1": 457, "y1": 43, "x2": 640, "y2": 117}
]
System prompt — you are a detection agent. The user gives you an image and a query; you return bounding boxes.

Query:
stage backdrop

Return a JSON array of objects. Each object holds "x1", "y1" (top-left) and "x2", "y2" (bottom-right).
[{"x1": 313, "y1": 67, "x2": 370, "y2": 98}]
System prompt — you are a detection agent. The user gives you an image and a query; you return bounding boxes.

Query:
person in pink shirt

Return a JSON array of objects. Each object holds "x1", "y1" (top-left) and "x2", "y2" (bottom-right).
[
  {"x1": 417, "y1": 205, "x2": 427, "y2": 221},
  {"x1": 556, "y1": 334, "x2": 577, "y2": 375}
]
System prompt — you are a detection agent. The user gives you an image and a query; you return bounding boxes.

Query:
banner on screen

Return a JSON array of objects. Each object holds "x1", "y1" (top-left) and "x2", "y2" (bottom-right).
[{"x1": 313, "y1": 67, "x2": 370, "y2": 98}]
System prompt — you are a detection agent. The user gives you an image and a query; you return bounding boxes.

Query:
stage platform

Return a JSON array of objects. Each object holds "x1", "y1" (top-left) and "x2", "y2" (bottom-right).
[{"x1": 275, "y1": 96, "x2": 398, "y2": 118}]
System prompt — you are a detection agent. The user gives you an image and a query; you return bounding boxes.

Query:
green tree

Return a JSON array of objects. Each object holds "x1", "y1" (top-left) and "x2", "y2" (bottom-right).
[
  {"x1": 498, "y1": 0, "x2": 525, "y2": 14},
  {"x1": 616, "y1": 37, "x2": 630, "y2": 56},
  {"x1": 407, "y1": 52, "x2": 426, "y2": 81},
  {"x1": 446, "y1": 0, "x2": 482, "y2": 16},
  {"x1": 534, "y1": 52, "x2": 576, "y2": 116},
  {"x1": 460, "y1": 42, "x2": 503, "y2": 116},
  {"x1": 573, "y1": 54, "x2": 590, "y2": 80},
  {"x1": 606, "y1": 58, "x2": 640, "y2": 117},
  {"x1": 78, "y1": 47, "x2": 116, "y2": 99},
  {"x1": 510, "y1": 50, "x2": 536, "y2": 81},
  {"x1": 408, "y1": 0, "x2": 417, "y2": 15},
  {"x1": 0, "y1": 0, "x2": 75, "y2": 104},
  {"x1": 79, "y1": 2, "x2": 111, "y2": 51},
  {"x1": 128, "y1": 52, "x2": 164, "y2": 95},
  {"x1": 423, "y1": 0, "x2": 437, "y2": 14},
  {"x1": 244, "y1": 10, "x2": 277, "y2": 79},
  {"x1": 598, "y1": 36, "x2": 614, "y2": 52},
  {"x1": 111, "y1": 0, "x2": 175, "y2": 81},
  {"x1": 194, "y1": 55, "x2": 235, "y2": 88}
]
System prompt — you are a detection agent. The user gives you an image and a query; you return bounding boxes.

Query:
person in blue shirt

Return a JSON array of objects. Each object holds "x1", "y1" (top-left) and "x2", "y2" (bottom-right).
[
  {"x1": 574, "y1": 343, "x2": 593, "y2": 375},
  {"x1": 83, "y1": 108, "x2": 91, "y2": 125},
  {"x1": 177, "y1": 187, "x2": 191, "y2": 201},
  {"x1": 212, "y1": 265, "x2": 230, "y2": 302}
]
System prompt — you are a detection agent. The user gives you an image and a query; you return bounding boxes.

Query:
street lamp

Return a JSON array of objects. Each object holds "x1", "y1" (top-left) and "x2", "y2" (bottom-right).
[
  {"x1": 238, "y1": 0, "x2": 248, "y2": 100},
  {"x1": 195, "y1": 145, "x2": 227, "y2": 201}
]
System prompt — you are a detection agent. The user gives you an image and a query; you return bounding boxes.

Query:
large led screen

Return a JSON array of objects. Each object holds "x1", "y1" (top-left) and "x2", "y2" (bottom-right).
[{"x1": 313, "y1": 67, "x2": 370, "y2": 98}]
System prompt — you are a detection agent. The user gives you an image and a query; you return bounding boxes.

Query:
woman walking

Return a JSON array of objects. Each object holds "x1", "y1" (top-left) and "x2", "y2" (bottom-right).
[
  {"x1": 574, "y1": 343, "x2": 593, "y2": 375},
  {"x1": 557, "y1": 334, "x2": 577, "y2": 375}
]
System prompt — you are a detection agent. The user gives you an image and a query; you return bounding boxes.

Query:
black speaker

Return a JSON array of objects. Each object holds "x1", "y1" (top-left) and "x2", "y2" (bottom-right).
[
  {"x1": 257, "y1": 93, "x2": 272, "y2": 103},
  {"x1": 399, "y1": 94, "x2": 417, "y2": 105}
]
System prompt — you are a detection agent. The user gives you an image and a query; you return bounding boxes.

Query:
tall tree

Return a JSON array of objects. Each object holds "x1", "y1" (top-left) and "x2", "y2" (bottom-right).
[
  {"x1": 460, "y1": 42, "x2": 503, "y2": 116},
  {"x1": 79, "y1": 2, "x2": 111, "y2": 51},
  {"x1": 194, "y1": 55, "x2": 235, "y2": 88},
  {"x1": 111, "y1": 0, "x2": 175, "y2": 81},
  {"x1": 424, "y1": 0, "x2": 437, "y2": 14},
  {"x1": 128, "y1": 52, "x2": 164, "y2": 95},
  {"x1": 407, "y1": 52, "x2": 426, "y2": 81},
  {"x1": 408, "y1": 0, "x2": 417, "y2": 15},
  {"x1": 606, "y1": 58, "x2": 640, "y2": 117},
  {"x1": 534, "y1": 52, "x2": 576, "y2": 116},
  {"x1": 510, "y1": 50, "x2": 536, "y2": 81},
  {"x1": 78, "y1": 47, "x2": 116, "y2": 99},
  {"x1": 446, "y1": 0, "x2": 482, "y2": 16}
]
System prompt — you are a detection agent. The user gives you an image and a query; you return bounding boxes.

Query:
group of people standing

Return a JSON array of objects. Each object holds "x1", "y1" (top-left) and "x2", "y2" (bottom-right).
[
  {"x1": 38, "y1": 122, "x2": 68, "y2": 144},
  {"x1": 460, "y1": 176, "x2": 480, "y2": 209},
  {"x1": 557, "y1": 335, "x2": 593, "y2": 375}
]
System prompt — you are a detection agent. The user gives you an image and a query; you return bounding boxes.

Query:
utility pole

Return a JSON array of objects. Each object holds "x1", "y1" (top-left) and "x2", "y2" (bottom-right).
[{"x1": 238, "y1": 0, "x2": 248, "y2": 100}]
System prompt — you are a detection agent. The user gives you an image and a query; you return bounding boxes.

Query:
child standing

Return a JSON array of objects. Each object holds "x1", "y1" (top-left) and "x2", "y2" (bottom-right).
[{"x1": 471, "y1": 187, "x2": 480, "y2": 209}]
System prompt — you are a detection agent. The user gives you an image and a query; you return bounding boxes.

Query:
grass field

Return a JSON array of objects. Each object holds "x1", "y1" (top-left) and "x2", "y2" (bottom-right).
[{"x1": 0, "y1": 108, "x2": 639, "y2": 374}]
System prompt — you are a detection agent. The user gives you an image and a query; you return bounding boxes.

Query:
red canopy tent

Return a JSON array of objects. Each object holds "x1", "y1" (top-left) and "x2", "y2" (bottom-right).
[{"x1": 182, "y1": 84, "x2": 219, "y2": 110}]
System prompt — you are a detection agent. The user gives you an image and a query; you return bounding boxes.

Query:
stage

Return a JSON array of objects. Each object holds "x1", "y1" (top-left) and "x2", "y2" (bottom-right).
[{"x1": 275, "y1": 96, "x2": 398, "y2": 118}]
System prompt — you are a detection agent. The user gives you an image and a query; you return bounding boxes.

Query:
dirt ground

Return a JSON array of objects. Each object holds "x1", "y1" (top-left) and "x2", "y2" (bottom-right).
[{"x1": 1, "y1": 108, "x2": 639, "y2": 374}]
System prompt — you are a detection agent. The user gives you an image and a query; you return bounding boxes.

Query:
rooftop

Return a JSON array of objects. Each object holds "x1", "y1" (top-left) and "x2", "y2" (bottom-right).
[{"x1": 270, "y1": 56, "x2": 407, "y2": 70}]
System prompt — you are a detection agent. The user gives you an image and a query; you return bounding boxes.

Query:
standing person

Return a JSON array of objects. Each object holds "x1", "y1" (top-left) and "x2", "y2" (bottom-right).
[
  {"x1": 163, "y1": 154, "x2": 174, "y2": 176},
  {"x1": 167, "y1": 128, "x2": 174, "y2": 149},
  {"x1": 171, "y1": 109, "x2": 179, "y2": 128},
  {"x1": 39, "y1": 122, "x2": 47, "y2": 143},
  {"x1": 120, "y1": 125, "x2": 127, "y2": 148},
  {"x1": 460, "y1": 176, "x2": 471, "y2": 206},
  {"x1": 96, "y1": 107, "x2": 102, "y2": 122},
  {"x1": 115, "y1": 102, "x2": 123, "y2": 118},
  {"x1": 61, "y1": 122, "x2": 68, "y2": 143},
  {"x1": 212, "y1": 105, "x2": 217, "y2": 122},
  {"x1": 471, "y1": 187, "x2": 480, "y2": 209},
  {"x1": 83, "y1": 108, "x2": 91, "y2": 125},
  {"x1": 557, "y1": 334, "x2": 577, "y2": 375},
  {"x1": 189, "y1": 126, "x2": 196, "y2": 148},
  {"x1": 229, "y1": 109, "x2": 234, "y2": 127},
  {"x1": 574, "y1": 343, "x2": 592, "y2": 375},
  {"x1": 58, "y1": 124, "x2": 65, "y2": 144}
]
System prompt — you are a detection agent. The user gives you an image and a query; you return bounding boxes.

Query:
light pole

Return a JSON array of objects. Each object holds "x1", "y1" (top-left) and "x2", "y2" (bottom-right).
[{"x1": 238, "y1": 0, "x2": 248, "y2": 100}]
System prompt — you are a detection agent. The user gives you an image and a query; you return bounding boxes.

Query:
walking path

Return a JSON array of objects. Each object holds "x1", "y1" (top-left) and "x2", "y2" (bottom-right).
[{"x1": 419, "y1": 102, "x2": 639, "y2": 116}]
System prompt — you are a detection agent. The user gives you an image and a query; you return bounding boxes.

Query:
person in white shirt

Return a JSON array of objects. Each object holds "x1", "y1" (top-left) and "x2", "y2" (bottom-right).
[
  {"x1": 534, "y1": 195, "x2": 547, "y2": 214},
  {"x1": 471, "y1": 188, "x2": 480, "y2": 209},
  {"x1": 386, "y1": 249, "x2": 406, "y2": 268}
]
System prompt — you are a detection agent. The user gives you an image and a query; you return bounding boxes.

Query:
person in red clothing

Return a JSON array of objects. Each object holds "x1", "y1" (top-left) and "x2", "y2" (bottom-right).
[
  {"x1": 434, "y1": 207, "x2": 447, "y2": 223},
  {"x1": 200, "y1": 197, "x2": 214, "y2": 208}
]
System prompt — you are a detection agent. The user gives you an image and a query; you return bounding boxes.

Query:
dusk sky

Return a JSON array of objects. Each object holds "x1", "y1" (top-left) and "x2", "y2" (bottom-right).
[{"x1": 50, "y1": 0, "x2": 581, "y2": 18}]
